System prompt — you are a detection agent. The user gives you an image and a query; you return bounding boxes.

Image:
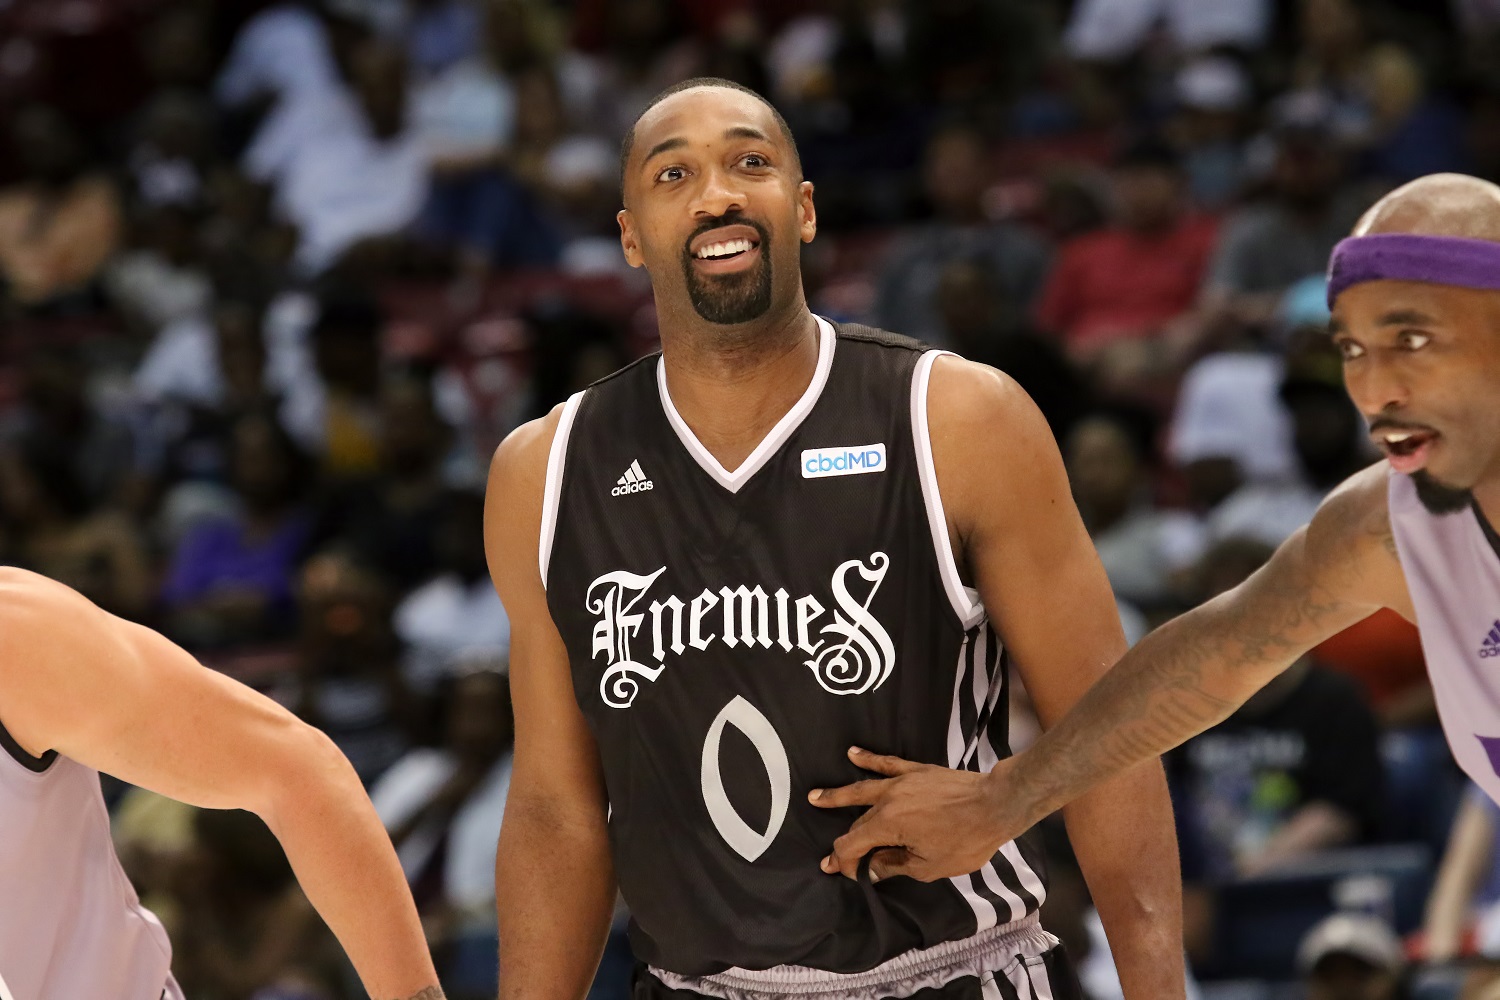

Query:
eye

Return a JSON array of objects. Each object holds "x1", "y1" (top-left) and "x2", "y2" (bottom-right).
[
  {"x1": 1334, "y1": 337, "x2": 1366, "y2": 361},
  {"x1": 655, "y1": 165, "x2": 687, "y2": 183},
  {"x1": 1397, "y1": 329, "x2": 1432, "y2": 351},
  {"x1": 739, "y1": 153, "x2": 768, "y2": 169}
]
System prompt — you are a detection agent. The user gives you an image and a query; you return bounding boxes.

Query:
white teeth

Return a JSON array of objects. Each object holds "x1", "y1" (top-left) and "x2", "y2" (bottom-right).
[
  {"x1": 1384, "y1": 432, "x2": 1413, "y2": 443},
  {"x1": 696, "y1": 238, "x2": 753, "y2": 259}
]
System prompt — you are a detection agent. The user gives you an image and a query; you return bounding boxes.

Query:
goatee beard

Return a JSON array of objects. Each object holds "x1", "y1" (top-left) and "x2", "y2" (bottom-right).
[
  {"x1": 1411, "y1": 469, "x2": 1474, "y2": 515},
  {"x1": 681, "y1": 217, "x2": 773, "y2": 325}
]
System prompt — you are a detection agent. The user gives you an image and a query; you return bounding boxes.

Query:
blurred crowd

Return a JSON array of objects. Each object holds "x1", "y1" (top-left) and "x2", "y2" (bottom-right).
[{"x1": 7, "y1": 0, "x2": 1500, "y2": 996}]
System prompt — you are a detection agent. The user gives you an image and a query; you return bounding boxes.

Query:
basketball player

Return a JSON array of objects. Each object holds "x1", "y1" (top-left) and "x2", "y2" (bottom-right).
[
  {"x1": 485, "y1": 78, "x2": 1183, "y2": 1000},
  {"x1": 815, "y1": 172, "x2": 1500, "y2": 890},
  {"x1": 0, "y1": 568, "x2": 444, "y2": 1000}
]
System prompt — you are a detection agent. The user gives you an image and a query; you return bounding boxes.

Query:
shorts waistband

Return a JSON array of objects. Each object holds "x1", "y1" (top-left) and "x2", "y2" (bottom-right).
[{"x1": 647, "y1": 911, "x2": 1056, "y2": 1000}]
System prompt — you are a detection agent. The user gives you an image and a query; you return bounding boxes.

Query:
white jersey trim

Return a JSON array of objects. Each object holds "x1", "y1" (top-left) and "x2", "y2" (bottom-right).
[
  {"x1": 657, "y1": 316, "x2": 836, "y2": 495},
  {"x1": 911, "y1": 350, "x2": 985, "y2": 629},
  {"x1": 539, "y1": 391, "x2": 586, "y2": 589}
]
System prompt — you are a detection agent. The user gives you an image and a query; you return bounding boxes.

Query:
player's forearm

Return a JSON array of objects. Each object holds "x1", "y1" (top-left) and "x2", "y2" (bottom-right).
[
  {"x1": 259, "y1": 729, "x2": 442, "y2": 1000},
  {"x1": 1002, "y1": 595, "x2": 1292, "y2": 826},
  {"x1": 1063, "y1": 760, "x2": 1185, "y2": 1000},
  {"x1": 497, "y1": 794, "x2": 617, "y2": 1000}
]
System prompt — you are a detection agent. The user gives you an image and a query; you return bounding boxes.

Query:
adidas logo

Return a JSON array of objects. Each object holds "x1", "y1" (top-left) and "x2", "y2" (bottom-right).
[
  {"x1": 611, "y1": 459, "x2": 655, "y2": 497},
  {"x1": 1482, "y1": 620, "x2": 1500, "y2": 658}
]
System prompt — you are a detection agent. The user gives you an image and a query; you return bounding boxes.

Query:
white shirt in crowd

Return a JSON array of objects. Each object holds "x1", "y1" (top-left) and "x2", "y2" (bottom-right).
[
  {"x1": 370, "y1": 749, "x2": 513, "y2": 920},
  {"x1": 394, "y1": 574, "x2": 510, "y2": 691},
  {"x1": 215, "y1": 3, "x2": 340, "y2": 109}
]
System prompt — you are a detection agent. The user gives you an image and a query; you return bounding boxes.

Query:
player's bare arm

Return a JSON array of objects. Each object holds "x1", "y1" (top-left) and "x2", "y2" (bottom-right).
[
  {"x1": 821, "y1": 461, "x2": 1406, "y2": 883},
  {"x1": 487, "y1": 408, "x2": 617, "y2": 1000},
  {"x1": 814, "y1": 357, "x2": 1185, "y2": 997},
  {"x1": 0, "y1": 568, "x2": 443, "y2": 1000}
]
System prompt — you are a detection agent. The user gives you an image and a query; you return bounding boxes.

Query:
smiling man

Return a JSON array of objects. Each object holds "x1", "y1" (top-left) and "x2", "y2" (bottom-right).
[
  {"x1": 484, "y1": 78, "x2": 1182, "y2": 1000},
  {"x1": 815, "y1": 172, "x2": 1500, "y2": 891}
]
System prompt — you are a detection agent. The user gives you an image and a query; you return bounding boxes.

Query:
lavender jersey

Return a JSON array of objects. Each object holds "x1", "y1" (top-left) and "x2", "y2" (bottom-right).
[
  {"x1": 0, "y1": 720, "x2": 175, "y2": 1000},
  {"x1": 1387, "y1": 470, "x2": 1500, "y2": 804}
]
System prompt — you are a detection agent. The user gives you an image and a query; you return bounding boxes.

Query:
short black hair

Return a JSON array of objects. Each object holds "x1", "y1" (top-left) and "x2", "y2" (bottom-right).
[{"x1": 618, "y1": 77, "x2": 801, "y2": 197}]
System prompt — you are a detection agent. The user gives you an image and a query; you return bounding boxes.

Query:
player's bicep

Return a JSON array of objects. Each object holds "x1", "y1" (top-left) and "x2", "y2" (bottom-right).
[
  {"x1": 4, "y1": 580, "x2": 321, "y2": 813},
  {"x1": 929, "y1": 358, "x2": 1126, "y2": 723},
  {"x1": 485, "y1": 415, "x2": 607, "y2": 818}
]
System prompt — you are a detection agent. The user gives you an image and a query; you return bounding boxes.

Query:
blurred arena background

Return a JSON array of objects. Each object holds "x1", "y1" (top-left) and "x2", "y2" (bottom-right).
[{"x1": 1, "y1": 0, "x2": 1497, "y2": 997}]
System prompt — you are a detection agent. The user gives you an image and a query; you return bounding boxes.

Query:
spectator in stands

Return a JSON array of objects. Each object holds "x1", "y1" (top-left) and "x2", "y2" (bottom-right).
[
  {"x1": 215, "y1": 2, "x2": 341, "y2": 114},
  {"x1": 904, "y1": 0, "x2": 1048, "y2": 116},
  {"x1": 405, "y1": 0, "x2": 571, "y2": 271},
  {"x1": 1297, "y1": 912, "x2": 1406, "y2": 1000},
  {"x1": 105, "y1": 201, "x2": 213, "y2": 336},
  {"x1": 1171, "y1": 539, "x2": 1384, "y2": 964},
  {"x1": 394, "y1": 490, "x2": 508, "y2": 692},
  {"x1": 246, "y1": 39, "x2": 430, "y2": 275},
  {"x1": 1206, "y1": 343, "x2": 1372, "y2": 549},
  {"x1": 1063, "y1": 0, "x2": 1273, "y2": 61},
  {"x1": 1035, "y1": 137, "x2": 1217, "y2": 393},
  {"x1": 874, "y1": 123, "x2": 1050, "y2": 345},
  {"x1": 169, "y1": 808, "x2": 341, "y2": 1000},
  {"x1": 934, "y1": 257, "x2": 1089, "y2": 441},
  {"x1": 1201, "y1": 92, "x2": 1374, "y2": 334},
  {"x1": 160, "y1": 409, "x2": 315, "y2": 648},
  {"x1": 292, "y1": 548, "x2": 418, "y2": 785},
  {"x1": 1423, "y1": 786, "x2": 1500, "y2": 994},
  {"x1": 1066, "y1": 405, "x2": 1193, "y2": 610},
  {"x1": 318, "y1": 372, "x2": 462, "y2": 591},
  {"x1": 295, "y1": 289, "x2": 386, "y2": 475},
  {"x1": 371, "y1": 668, "x2": 513, "y2": 932},
  {"x1": 0, "y1": 106, "x2": 122, "y2": 311},
  {"x1": 1168, "y1": 56, "x2": 1254, "y2": 210},
  {"x1": 4, "y1": 345, "x2": 135, "y2": 511},
  {"x1": 0, "y1": 441, "x2": 152, "y2": 621}
]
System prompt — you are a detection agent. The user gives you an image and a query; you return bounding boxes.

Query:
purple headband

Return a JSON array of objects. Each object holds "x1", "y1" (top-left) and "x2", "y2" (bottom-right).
[{"x1": 1327, "y1": 233, "x2": 1500, "y2": 307}]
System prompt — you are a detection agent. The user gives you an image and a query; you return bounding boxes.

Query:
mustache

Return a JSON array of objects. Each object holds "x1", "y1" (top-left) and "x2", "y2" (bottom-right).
[
  {"x1": 681, "y1": 212, "x2": 769, "y2": 256},
  {"x1": 1368, "y1": 416, "x2": 1438, "y2": 435}
]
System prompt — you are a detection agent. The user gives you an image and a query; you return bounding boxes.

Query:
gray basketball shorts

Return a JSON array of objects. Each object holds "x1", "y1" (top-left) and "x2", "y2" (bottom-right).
[{"x1": 633, "y1": 912, "x2": 1082, "y2": 1000}]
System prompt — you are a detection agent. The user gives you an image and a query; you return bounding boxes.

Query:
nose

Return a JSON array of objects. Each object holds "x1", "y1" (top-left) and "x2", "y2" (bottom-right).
[
  {"x1": 690, "y1": 162, "x2": 746, "y2": 220},
  {"x1": 1345, "y1": 351, "x2": 1411, "y2": 421}
]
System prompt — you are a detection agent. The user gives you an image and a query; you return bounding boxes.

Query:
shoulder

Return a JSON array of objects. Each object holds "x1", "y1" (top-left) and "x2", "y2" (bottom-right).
[
  {"x1": 1305, "y1": 463, "x2": 1393, "y2": 558},
  {"x1": 0, "y1": 570, "x2": 110, "y2": 682},
  {"x1": 926, "y1": 353, "x2": 1045, "y2": 435},
  {"x1": 488, "y1": 401, "x2": 573, "y2": 487},
  {"x1": 0, "y1": 567, "x2": 90, "y2": 630}
]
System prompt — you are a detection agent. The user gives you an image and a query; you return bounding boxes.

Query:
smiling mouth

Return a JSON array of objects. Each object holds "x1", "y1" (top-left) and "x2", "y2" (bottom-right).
[{"x1": 693, "y1": 237, "x2": 759, "y2": 262}]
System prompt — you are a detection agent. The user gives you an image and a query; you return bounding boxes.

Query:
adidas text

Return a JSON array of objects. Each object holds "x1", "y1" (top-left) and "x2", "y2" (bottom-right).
[{"x1": 613, "y1": 459, "x2": 655, "y2": 496}]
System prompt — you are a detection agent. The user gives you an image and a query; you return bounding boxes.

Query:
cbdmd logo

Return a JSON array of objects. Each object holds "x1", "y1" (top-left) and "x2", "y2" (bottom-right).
[{"x1": 801, "y1": 444, "x2": 886, "y2": 479}]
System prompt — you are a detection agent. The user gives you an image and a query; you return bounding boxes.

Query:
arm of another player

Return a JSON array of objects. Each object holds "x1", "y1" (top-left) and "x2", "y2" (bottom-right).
[
  {"x1": 887, "y1": 357, "x2": 1181, "y2": 996},
  {"x1": 820, "y1": 459, "x2": 1404, "y2": 882},
  {"x1": 0, "y1": 569, "x2": 442, "y2": 1000},
  {"x1": 486, "y1": 409, "x2": 618, "y2": 1000}
]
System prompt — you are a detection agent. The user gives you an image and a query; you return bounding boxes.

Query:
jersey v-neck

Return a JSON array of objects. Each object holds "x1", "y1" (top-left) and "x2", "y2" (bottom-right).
[{"x1": 655, "y1": 316, "x2": 836, "y2": 495}]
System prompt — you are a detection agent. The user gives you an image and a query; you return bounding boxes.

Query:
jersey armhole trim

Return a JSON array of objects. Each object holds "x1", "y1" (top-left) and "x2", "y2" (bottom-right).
[
  {"x1": 0, "y1": 712, "x2": 57, "y2": 773},
  {"x1": 911, "y1": 350, "x2": 986, "y2": 629},
  {"x1": 539, "y1": 391, "x2": 586, "y2": 590}
]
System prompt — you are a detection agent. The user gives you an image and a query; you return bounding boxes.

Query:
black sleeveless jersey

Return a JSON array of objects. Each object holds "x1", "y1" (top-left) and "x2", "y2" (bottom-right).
[{"x1": 542, "y1": 318, "x2": 1048, "y2": 977}]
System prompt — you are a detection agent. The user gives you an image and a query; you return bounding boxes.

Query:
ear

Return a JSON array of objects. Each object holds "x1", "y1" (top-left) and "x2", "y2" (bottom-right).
[
  {"x1": 798, "y1": 181, "x2": 817, "y2": 244},
  {"x1": 618, "y1": 209, "x2": 645, "y2": 269}
]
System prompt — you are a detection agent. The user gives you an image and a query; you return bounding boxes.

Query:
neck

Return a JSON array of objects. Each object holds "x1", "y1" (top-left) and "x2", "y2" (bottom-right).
[
  {"x1": 658, "y1": 306, "x2": 820, "y2": 473},
  {"x1": 1474, "y1": 479, "x2": 1500, "y2": 525}
]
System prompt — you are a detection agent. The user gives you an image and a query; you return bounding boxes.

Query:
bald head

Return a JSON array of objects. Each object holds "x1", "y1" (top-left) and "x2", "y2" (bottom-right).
[{"x1": 1354, "y1": 173, "x2": 1500, "y2": 241}]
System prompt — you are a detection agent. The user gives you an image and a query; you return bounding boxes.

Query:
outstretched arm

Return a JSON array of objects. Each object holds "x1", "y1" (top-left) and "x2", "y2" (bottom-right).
[
  {"x1": 818, "y1": 463, "x2": 1406, "y2": 888},
  {"x1": 0, "y1": 569, "x2": 442, "y2": 1000},
  {"x1": 487, "y1": 410, "x2": 618, "y2": 1000}
]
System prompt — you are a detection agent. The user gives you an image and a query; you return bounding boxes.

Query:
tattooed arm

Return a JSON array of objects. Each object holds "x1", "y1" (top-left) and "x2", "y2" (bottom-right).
[{"x1": 817, "y1": 462, "x2": 1411, "y2": 883}]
